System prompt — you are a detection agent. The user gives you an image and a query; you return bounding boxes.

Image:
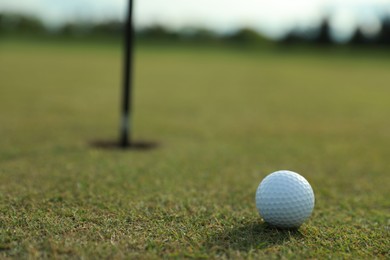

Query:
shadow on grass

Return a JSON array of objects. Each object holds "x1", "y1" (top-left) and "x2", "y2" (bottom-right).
[
  {"x1": 90, "y1": 140, "x2": 159, "y2": 151},
  {"x1": 206, "y1": 222, "x2": 304, "y2": 252}
]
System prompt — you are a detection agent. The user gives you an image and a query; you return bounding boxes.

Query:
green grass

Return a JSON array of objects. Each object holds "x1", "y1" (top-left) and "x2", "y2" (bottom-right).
[{"x1": 0, "y1": 39, "x2": 389, "y2": 259}]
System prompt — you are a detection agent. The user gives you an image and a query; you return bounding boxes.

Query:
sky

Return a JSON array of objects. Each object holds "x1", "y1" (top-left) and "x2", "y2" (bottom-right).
[{"x1": 1, "y1": 0, "x2": 390, "y2": 40}]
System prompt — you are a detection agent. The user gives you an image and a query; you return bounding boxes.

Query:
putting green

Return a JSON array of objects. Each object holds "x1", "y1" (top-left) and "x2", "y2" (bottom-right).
[{"x1": 0, "y1": 39, "x2": 389, "y2": 258}]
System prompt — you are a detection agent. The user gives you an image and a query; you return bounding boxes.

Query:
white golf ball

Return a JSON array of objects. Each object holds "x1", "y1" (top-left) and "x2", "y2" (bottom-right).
[{"x1": 255, "y1": 170, "x2": 315, "y2": 228}]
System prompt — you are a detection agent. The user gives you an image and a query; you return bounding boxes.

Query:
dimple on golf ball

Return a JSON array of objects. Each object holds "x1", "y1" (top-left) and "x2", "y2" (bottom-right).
[{"x1": 255, "y1": 170, "x2": 315, "y2": 228}]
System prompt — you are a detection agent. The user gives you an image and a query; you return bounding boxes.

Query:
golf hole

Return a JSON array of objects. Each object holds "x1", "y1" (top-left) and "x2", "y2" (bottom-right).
[{"x1": 90, "y1": 140, "x2": 159, "y2": 151}]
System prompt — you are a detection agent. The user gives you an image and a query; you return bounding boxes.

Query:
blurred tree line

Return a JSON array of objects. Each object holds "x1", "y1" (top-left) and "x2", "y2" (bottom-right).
[
  {"x1": 281, "y1": 17, "x2": 390, "y2": 46},
  {"x1": 1, "y1": 12, "x2": 389, "y2": 47}
]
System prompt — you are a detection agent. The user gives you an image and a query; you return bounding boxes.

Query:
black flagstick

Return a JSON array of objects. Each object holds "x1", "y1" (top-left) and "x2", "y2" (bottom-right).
[{"x1": 120, "y1": 0, "x2": 134, "y2": 148}]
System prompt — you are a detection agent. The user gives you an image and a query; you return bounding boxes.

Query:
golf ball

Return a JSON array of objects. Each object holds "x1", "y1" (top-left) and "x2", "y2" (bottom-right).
[{"x1": 255, "y1": 170, "x2": 315, "y2": 228}]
